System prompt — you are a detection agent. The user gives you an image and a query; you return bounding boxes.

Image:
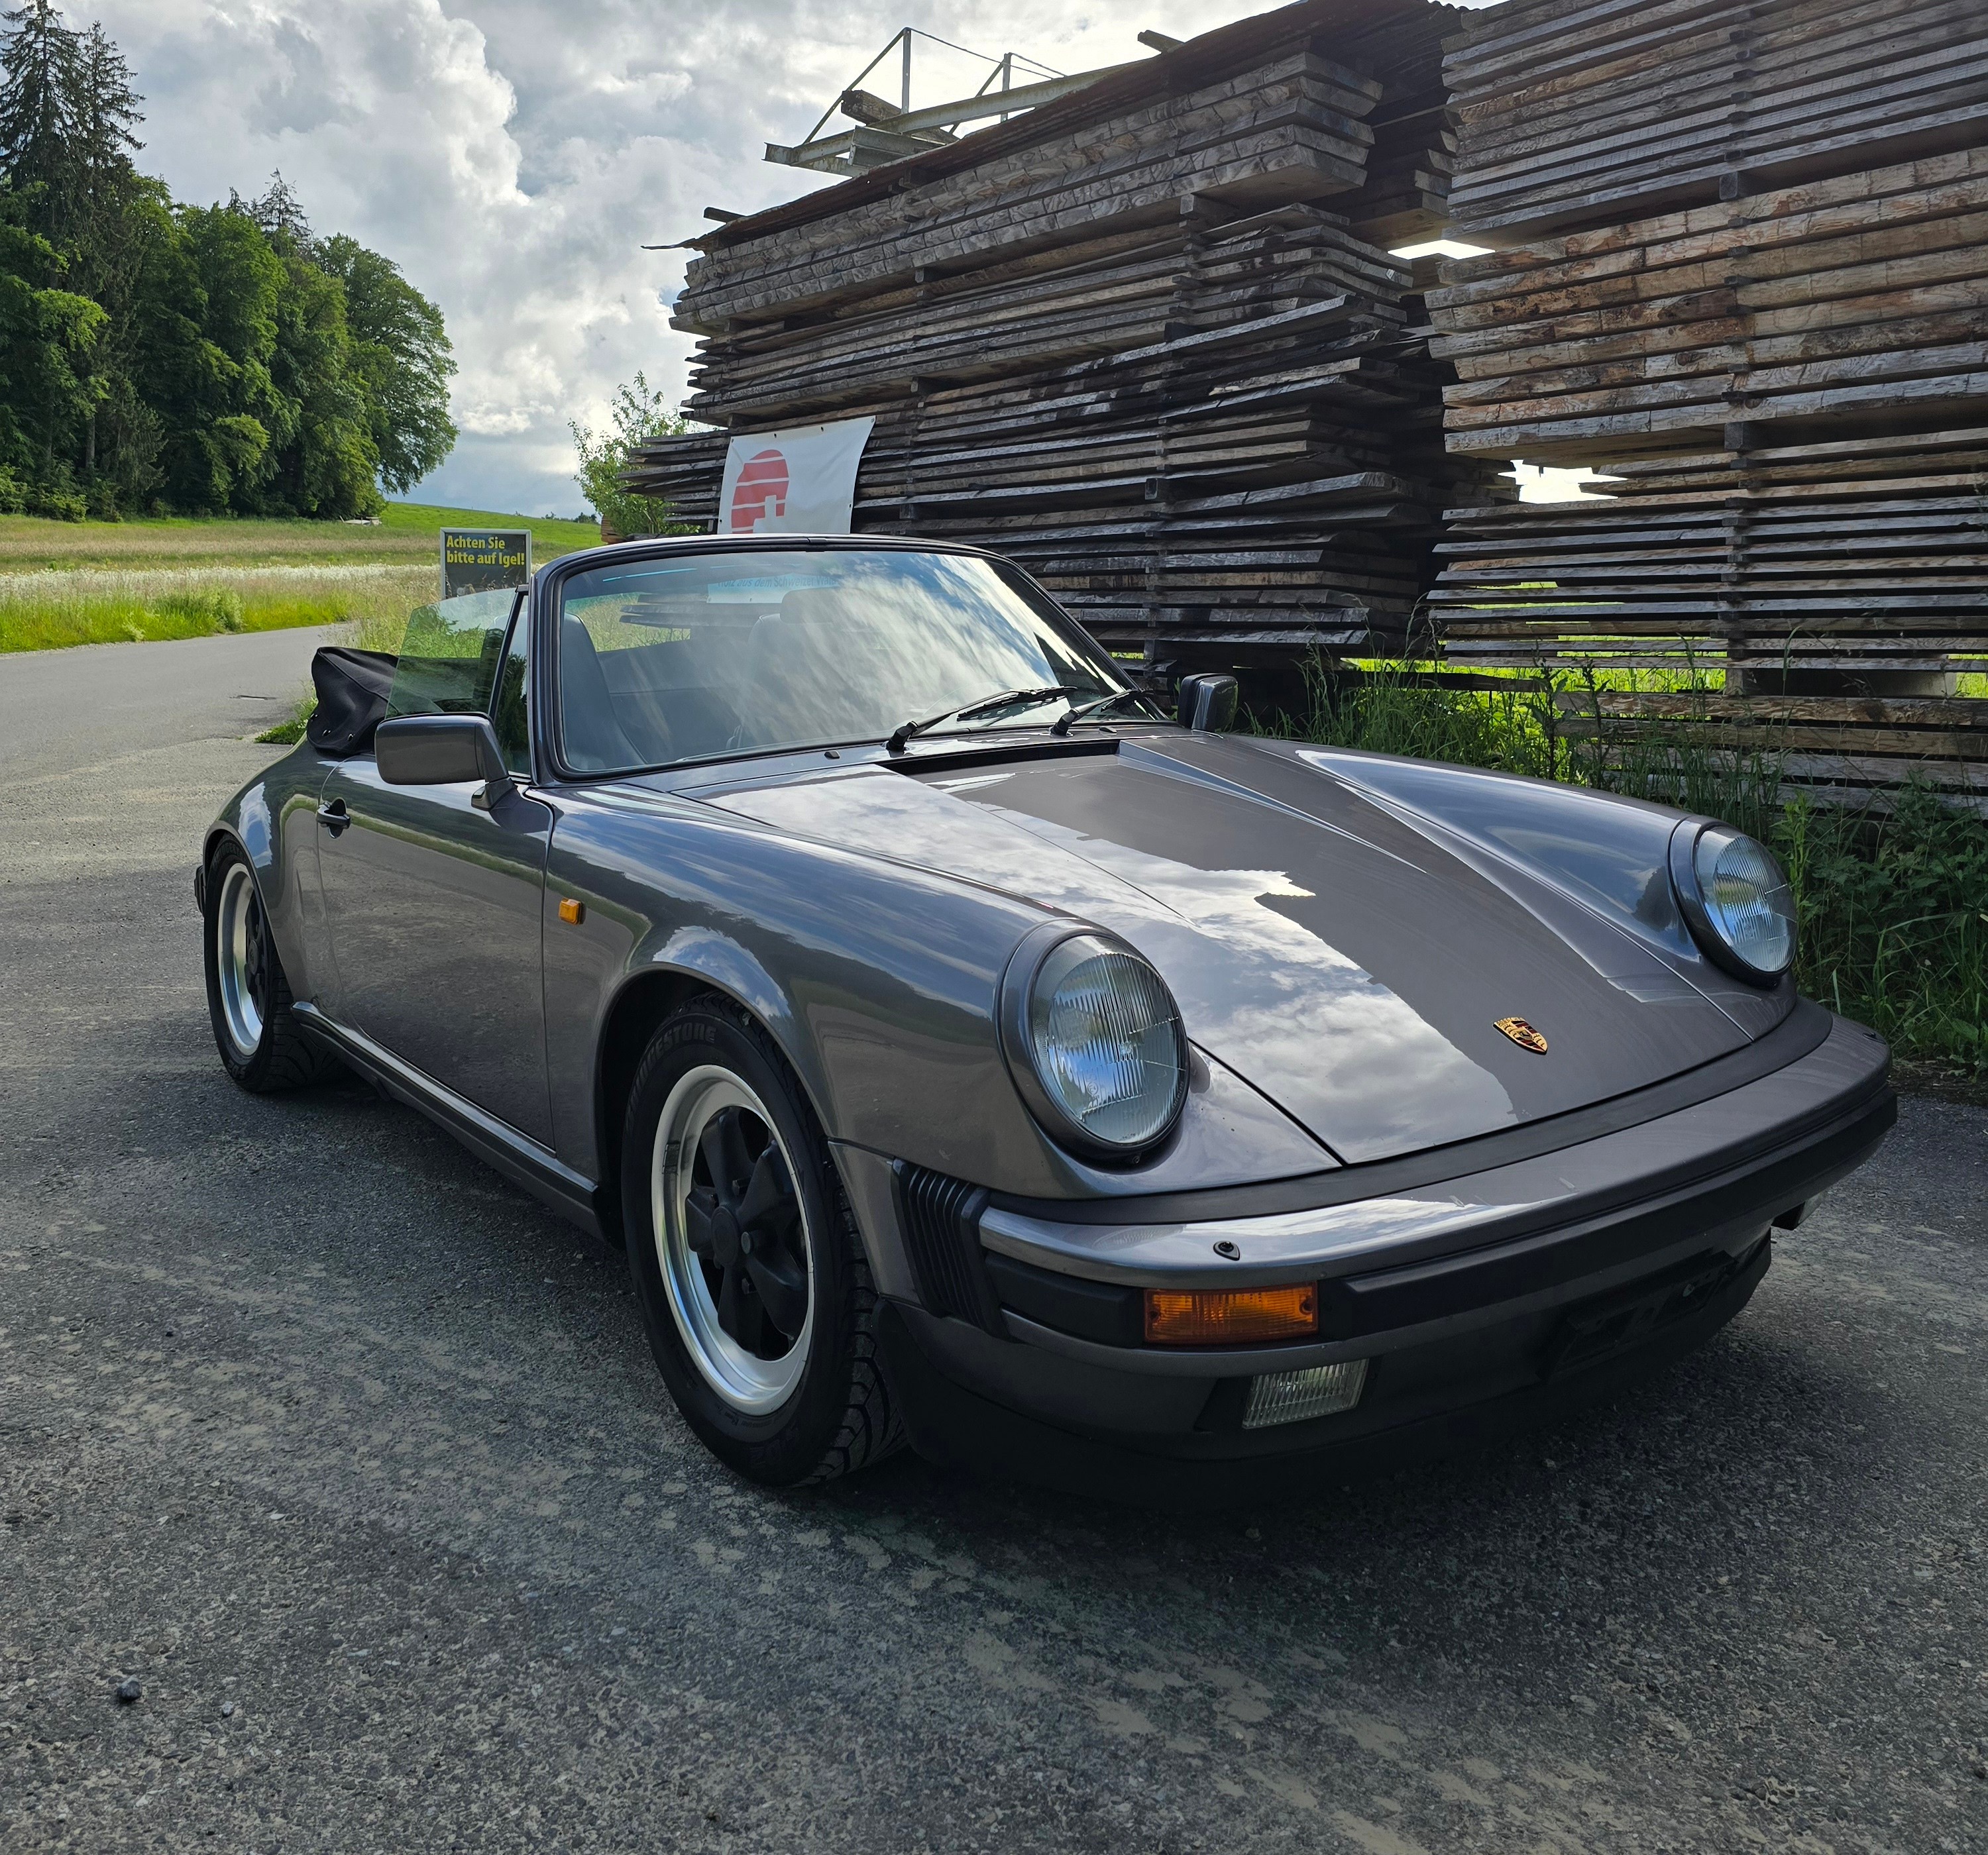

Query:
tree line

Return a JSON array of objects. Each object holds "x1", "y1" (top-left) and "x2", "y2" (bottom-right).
[{"x1": 0, "y1": 0, "x2": 457, "y2": 521}]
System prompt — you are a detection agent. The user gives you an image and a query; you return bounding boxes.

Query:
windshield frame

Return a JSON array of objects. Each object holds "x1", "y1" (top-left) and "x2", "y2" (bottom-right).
[{"x1": 533, "y1": 535, "x2": 1152, "y2": 784}]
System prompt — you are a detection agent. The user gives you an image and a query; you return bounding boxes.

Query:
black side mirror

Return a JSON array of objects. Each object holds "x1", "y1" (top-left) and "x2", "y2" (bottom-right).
[
  {"x1": 1177, "y1": 672, "x2": 1239, "y2": 733},
  {"x1": 376, "y1": 714, "x2": 513, "y2": 808}
]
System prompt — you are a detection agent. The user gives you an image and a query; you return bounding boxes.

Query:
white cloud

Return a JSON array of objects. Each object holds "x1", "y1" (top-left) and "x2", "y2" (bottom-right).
[{"x1": 93, "y1": 0, "x2": 1497, "y2": 515}]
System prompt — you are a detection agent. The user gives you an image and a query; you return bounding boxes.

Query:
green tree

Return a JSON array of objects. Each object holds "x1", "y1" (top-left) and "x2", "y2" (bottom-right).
[
  {"x1": 0, "y1": 9, "x2": 457, "y2": 517},
  {"x1": 317, "y1": 233, "x2": 457, "y2": 494},
  {"x1": 0, "y1": 195, "x2": 105, "y2": 513},
  {"x1": 262, "y1": 242, "x2": 380, "y2": 517},
  {"x1": 243, "y1": 169, "x2": 311, "y2": 254},
  {"x1": 571, "y1": 371, "x2": 686, "y2": 538},
  {"x1": 0, "y1": 0, "x2": 82, "y2": 240},
  {"x1": 161, "y1": 201, "x2": 286, "y2": 509}
]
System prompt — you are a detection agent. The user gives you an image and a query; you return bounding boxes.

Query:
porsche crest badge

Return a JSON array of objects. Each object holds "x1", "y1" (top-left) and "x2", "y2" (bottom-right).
[{"x1": 1494, "y1": 1016, "x2": 1549, "y2": 1053}]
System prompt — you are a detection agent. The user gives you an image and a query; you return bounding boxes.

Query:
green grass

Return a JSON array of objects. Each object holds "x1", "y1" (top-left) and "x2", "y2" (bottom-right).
[
  {"x1": 0, "y1": 562, "x2": 438, "y2": 654},
  {"x1": 0, "y1": 501, "x2": 599, "y2": 572},
  {"x1": 252, "y1": 589, "x2": 482, "y2": 745},
  {"x1": 1778, "y1": 787, "x2": 1988, "y2": 1085},
  {"x1": 0, "y1": 502, "x2": 600, "y2": 655},
  {"x1": 1262, "y1": 659, "x2": 1988, "y2": 1091},
  {"x1": 375, "y1": 503, "x2": 602, "y2": 560}
]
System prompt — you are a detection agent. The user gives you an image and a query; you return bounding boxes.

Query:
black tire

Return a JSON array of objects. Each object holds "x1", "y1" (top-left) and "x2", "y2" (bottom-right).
[
  {"x1": 621, "y1": 993, "x2": 902, "y2": 1487},
  {"x1": 202, "y1": 841, "x2": 337, "y2": 1093}
]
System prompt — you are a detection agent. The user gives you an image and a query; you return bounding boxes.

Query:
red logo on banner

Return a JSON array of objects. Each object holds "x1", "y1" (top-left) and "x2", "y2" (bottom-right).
[{"x1": 731, "y1": 448, "x2": 789, "y2": 530}]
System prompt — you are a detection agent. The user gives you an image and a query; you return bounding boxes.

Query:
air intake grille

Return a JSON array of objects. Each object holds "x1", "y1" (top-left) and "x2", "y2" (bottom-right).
[{"x1": 893, "y1": 1163, "x2": 1001, "y2": 1336}]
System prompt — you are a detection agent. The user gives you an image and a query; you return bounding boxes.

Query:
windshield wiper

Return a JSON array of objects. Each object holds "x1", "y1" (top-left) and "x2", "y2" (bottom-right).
[
  {"x1": 885, "y1": 685, "x2": 1097, "y2": 754},
  {"x1": 1049, "y1": 689, "x2": 1166, "y2": 735}
]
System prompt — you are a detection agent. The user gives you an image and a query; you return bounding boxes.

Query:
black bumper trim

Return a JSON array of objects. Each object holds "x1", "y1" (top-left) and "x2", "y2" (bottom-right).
[
  {"x1": 985, "y1": 1250, "x2": 1141, "y2": 1346},
  {"x1": 893, "y1": 1161, "x2": 1002, "y2": 1335},
  {"x1": 1329, "y1": 1082, "x2": 1891, "y2": 1338}
]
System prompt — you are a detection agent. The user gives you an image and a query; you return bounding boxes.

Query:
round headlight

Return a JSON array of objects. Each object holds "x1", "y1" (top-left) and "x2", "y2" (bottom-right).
[
  {"x1": 1672, "y1": 822, "x2": 1796, "y2": 982},
  {"x1": 1000, "y1": 927, "x2": 1188, "y2": 1160}
]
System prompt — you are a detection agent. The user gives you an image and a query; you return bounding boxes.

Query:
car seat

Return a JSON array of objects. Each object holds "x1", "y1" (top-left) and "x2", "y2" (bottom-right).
[{"x1": 559, "y1": 615, "x2": 645, "y2": 770}]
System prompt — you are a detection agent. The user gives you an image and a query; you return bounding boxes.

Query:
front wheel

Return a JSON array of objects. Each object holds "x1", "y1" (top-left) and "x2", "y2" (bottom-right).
[
  {"x1": 621, "y1": 996, "x2": 901, "y2": 1486},
  {"x1": 202, "y1": 844, "x2": 336, "y2": 1092}
]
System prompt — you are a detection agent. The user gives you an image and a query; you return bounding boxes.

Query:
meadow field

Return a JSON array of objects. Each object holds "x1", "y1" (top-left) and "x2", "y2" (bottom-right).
[{"x1": 0, "y1": 503, "x2": 600, "y2": 653}]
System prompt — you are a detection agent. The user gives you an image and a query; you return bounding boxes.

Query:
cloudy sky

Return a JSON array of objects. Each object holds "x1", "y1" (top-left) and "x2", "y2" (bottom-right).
[{"x1": 90, "y1": 0, "x2": 1498, "y2": 516}]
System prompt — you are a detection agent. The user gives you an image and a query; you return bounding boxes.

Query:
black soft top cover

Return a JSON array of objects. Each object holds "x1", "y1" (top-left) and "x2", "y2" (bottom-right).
[{"x1": 307, "y1": 647, "x2": 398, "y2": 756}]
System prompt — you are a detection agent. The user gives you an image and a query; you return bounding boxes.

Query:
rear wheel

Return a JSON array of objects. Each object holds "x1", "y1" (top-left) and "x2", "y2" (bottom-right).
[
  {"x1": 622, "y1": 996, "x2": 901, "y2": 1486},
  {"x1": 203, "y1": 844, "x2": 335, "y2": 1092}
]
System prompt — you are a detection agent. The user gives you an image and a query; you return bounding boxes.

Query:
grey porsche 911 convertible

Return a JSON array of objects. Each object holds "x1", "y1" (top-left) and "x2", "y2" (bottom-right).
[{"x1": 199, "y1": 536, "x2": 1893, "y2": 1501}]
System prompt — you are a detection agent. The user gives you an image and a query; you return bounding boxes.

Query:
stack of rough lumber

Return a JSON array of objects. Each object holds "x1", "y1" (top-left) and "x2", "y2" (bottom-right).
[
  {"x1": 629, "y1": 0, "x2": 1502, "y2": 675},
  {"x1": 1429, "y1": 468, "x2": 1988, "y2": 801},
  {"x1": 1425, "y1": 0, "x2": 1988, "y2": 806},
  {"x1": 1428, "y1": 146, "x2": 1988, "y2": 463},
  {"x1": 1444, "y1": 0, "x2": 1988, "y2": 240}
]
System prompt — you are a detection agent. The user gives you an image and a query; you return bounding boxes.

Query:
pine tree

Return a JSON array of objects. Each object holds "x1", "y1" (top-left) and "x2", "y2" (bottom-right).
[
  {"x1": 247, "y1": 170, "x2": 313, "y2": 257},
  {"x1": 72, "y1": 22, "x2": 141, "y2": 186},
  {"x1": 58, "y1": 16, "x2": 144, "y2": 498},
  {"x1": 0, "y1": 0, "x2": 84, "y2": 237}
]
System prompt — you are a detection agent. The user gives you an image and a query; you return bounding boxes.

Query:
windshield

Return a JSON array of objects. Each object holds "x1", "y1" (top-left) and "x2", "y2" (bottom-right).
[{"x1": 554, "y1": 547, "x2": 1132, "y2": 774}]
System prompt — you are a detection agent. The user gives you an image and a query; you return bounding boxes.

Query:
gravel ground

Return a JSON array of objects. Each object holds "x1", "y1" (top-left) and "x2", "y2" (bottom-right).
[{"x1": 2, "y1": 633, "x2": 1984, "y2": 1854}]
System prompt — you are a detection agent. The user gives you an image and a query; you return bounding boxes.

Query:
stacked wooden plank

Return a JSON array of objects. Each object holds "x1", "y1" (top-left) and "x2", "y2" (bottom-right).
[
  {"x1": 1431, "y1": 479, "x2": 1988, "y2": 803},
  {"x1": 1424, "y1": 0, "x2": 1988, "y2": 803},
  {"x1": 671, "y1": 49, "x2": 1385, "y2": 337},
  {"x1": 1427, "y1": 145, "x2": 1988, "y2": 463},
  {"x1": 630, "y1": 0, "x2": 1504, "y2": 675},
  {"x1": 1431, "y1": 474, "x2": 1988, "y2": 680},
  {"x1": 1444, "y1": 0, "x2": 1988, "y2": 242}
]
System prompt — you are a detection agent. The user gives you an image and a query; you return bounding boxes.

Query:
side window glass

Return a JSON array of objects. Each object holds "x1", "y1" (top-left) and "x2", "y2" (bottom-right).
[
  {"x1": 492, "y1": 603, "x2": 531, "y2": 776},
  {"x1": 385, "y1": 590, "x2": 518, "y2": 721}
]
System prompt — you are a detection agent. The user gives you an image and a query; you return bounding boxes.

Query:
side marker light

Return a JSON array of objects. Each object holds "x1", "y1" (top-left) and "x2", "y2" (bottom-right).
[
  {"x1": 1144, "y1": 1284, "x2": 1317, "y2": 1346},
  {"x1": 558, "y1": 898, "x2": 585, "y2": 925}
]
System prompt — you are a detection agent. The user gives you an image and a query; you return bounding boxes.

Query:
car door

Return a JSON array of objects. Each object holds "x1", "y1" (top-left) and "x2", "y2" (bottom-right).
[{"x1": 315, "y1": 588, "x2": 555, "y2": 1144}]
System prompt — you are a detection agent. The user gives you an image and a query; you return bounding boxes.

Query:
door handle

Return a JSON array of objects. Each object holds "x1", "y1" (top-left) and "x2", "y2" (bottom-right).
[{"x1": 316, "y1": 798, "x2": 350, "y2": 836}]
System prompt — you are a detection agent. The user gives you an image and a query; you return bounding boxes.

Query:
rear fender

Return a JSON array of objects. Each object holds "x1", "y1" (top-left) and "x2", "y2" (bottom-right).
[{"x1": 201, "y1": 749, "x2": 333, "y2": 1007}]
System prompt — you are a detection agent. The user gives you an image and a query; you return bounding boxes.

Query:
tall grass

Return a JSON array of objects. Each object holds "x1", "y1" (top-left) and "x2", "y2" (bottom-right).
[
  {"x1": 1262, "y1": 657, "x2": 1988, "y2": 1085},
  {"x1": 1256, "y1": 658, "x2": 1565, "y2": 780},
  {"x1": 0, "y1": 503, "x2": 601, "y2": 573},
  {"x1": 1778, "y1": 787, "x2": 1988, "y2": 1079},
  {"x1": 0, "y1": 563, "x2": 437, "y2": 653}
]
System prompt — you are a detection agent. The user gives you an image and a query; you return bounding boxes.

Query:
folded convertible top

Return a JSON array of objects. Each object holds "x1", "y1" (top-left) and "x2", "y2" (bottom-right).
[{"x1": 307, "y1": 647, "x2": 398, "y2": 757}]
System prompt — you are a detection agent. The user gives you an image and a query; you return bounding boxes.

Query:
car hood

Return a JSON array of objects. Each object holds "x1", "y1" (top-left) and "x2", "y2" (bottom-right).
[{"x1": 687, "y1": 735, "x2": 1762, "y2": 1164}]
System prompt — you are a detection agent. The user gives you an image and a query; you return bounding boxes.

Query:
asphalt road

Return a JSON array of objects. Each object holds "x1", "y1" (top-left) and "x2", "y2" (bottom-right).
[{"x1": 3, "y1": 631, "x2": 1984, "y2": 1854}]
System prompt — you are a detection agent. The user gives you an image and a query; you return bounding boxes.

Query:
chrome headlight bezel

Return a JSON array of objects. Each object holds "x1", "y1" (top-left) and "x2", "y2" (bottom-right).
[
  {"x1": 1668, "y1": 818, "x2": 1796, "y2": 984},
  {"x1": 996, "y1": 922, "x2": 1189, "y2": 1165}
]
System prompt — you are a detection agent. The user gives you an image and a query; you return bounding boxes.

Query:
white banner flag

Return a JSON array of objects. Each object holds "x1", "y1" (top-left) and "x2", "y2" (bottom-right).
[{"x1": 718, "y1": 416, "x2": 875, "y2": 535}]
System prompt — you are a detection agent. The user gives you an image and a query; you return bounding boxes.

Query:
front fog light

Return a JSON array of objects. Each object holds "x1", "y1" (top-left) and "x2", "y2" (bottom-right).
[{"x1": 1243, "y1": 1359, "x2": 1368, "y2": 1429}]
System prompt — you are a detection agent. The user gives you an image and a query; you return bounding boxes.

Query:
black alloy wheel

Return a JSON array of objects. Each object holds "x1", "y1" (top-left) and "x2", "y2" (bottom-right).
[{"x1": 684, "y1": 1102, "x2": 810, "y2": 1364}]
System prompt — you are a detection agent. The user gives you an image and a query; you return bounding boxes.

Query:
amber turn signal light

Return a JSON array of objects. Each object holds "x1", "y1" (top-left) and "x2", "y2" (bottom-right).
[
  {"x1": 1143, "y1": 1283, "x2": 1318, "y2": 1346},
  {"x1": 558, "y1": 897, "x2": 586, "y2": 925}
]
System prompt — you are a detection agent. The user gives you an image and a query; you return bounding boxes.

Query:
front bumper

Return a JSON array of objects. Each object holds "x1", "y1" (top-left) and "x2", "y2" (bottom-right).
[{"x1": 843, "y1": 1005, "x2": 1893, "y2": 1499}]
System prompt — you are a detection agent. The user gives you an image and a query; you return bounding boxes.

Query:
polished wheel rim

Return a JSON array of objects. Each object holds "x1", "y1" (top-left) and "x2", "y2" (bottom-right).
[
  {"x1": 215, "y1": 863, "x2": 268, "y2": 1059},
  {"x1": 652, "y1": 1066, "x2": 814, "y2": 1414}
]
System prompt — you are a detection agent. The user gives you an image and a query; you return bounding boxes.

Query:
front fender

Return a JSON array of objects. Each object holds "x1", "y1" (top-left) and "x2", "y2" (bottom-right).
[
  {"x1": 544, "y1": 788, "x2": 1056, "y2": 1191},
  {"x1": 543, "y1": 789, "x2": 1330, "y2": 1202}
]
